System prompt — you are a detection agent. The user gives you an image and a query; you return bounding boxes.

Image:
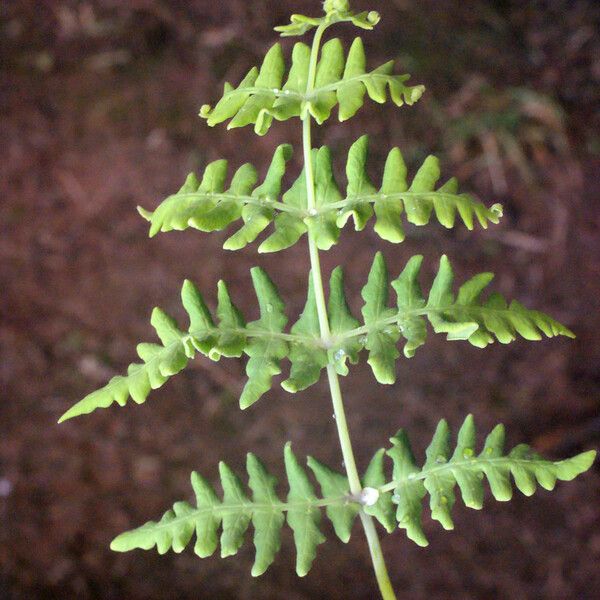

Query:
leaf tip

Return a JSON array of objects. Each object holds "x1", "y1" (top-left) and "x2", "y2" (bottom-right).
[
  {"x1": 110, "y1": 533, "x2": 129, "y2": 552},
  {"x1": 198, "y1": 104, "x2": 211, "y2": 118},
  {"x1": 566, "y1": 449, "x2": 596, "y2": 476},
  {"x1": 58, "y1": 403, "x2": 83, "y2": 423},
  {"x1": 137, "y1": 206, "x2": 152, "y2": 221},
  {"x1": 280, "y1": 380, "x2": 298, "y2": 393}
]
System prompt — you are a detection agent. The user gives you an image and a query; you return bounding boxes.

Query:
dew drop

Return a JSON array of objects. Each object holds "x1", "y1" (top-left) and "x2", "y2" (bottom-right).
[
  {"x1": 334, "y1": 349, "x2": 346, "y2": 362},
  {"x1": 272, "y1": 88, "x2": 280, "y2": 94},
  {"x1": 332, "y1": 413, "x2": 337, "y2": 420},
  {"x1": 360, "y1": 487, "x2": 380, "y2": 507},
  {"x1": 308, "y1": 207, "x2": 318, "y2": 216},
  {"x1": 266, "y1": 303, "x2": 274, "y2": 313}
]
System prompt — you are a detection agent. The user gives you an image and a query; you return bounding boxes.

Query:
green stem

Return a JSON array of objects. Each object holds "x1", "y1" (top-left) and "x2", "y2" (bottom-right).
[{"x1": 302, "y1": 23, "x2": 397, "y2": 600}]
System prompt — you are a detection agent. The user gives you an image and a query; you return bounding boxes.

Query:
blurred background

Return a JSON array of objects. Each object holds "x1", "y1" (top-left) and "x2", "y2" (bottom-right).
[{"x1": 1, "y1": 0, "x2": 599, "y2": 598}]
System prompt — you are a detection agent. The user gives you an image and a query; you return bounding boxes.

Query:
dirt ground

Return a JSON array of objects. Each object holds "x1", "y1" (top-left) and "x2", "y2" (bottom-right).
[{"x1": 1, "y1": 1, "x2": 599, "y2": 598}]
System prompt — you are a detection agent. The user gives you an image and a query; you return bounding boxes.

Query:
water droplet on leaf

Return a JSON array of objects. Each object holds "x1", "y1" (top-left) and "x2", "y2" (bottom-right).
[
  {"x1": 334, "y1": 349, "x2": 346, "y2": 362},
  {"x1": 360, "y1": 487, "x2": 380, "y2": 507}
]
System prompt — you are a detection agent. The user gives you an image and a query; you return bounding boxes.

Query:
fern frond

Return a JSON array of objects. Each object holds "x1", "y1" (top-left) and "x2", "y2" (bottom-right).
[
  {"x1": 355, "y1": 252, "x2": 574, "y2": 382},
  {"x1": 379, "y1": 415, "x2": 596, "y2": 546},
  {"x1": 58, "y1": 307, "x2": 193, "y2": 423},
  {"x1": 109, "y1": 422, "x2": 595, "y2": 571},
  {"x1": 60, "y1": 255, "x2": 573, "y2": 420},
  {"x1": 281, "y1": 273, "x2": 328, "y2": 393},
  {"x1": 140, "y1": 144, "x2": 293, "y2": 248},
  {"x1": 199, "y1": 39, "x2": 424, "y2": 135},
  {"x1": 140, "y1": 136, "x2": 502, "y2": 252},
  {"x1": 239, "y1": 268, "x2": 288, "y2": 409},
  {"x1": 110, "y1": 444, "x2": 361, "y2": 577},
  {"x1": 59, "y1": 269, "x2": 296, "y2": 421}
]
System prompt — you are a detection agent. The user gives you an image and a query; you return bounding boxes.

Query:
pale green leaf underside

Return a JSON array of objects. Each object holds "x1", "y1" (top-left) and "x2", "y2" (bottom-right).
[
  {"x1": 199, "y1": 38, "x2": 424, "y2": 135},
  {"x1": 60, "y1": 255, "x2": 573, "y2": 421},
  {"x1": 139, "y1": 135, "x2": 503, "y2": 252},
  {"x1": 110, "y1": 420, "x2": 595, "y2": 571}
]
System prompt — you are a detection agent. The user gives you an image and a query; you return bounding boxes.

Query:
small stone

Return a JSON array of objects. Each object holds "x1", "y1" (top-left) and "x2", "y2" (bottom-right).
[{"x1": 0, "y1": 478, "x2": 12, "y2": 498}]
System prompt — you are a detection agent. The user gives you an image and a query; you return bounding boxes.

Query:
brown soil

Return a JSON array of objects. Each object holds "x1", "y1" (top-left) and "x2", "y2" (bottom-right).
[{"x1": 1, "y1": 1, "x2": 599, "y2": 598}]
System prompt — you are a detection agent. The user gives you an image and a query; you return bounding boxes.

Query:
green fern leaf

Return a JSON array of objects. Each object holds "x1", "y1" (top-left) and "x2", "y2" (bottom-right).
[
  {"x1": 387, "y1": 430, "x2": 428, "y2": 546},
  {"x1": 361, "y1": 252, "x2": 401, "y2": 384},
  {"x1": 246, "y1": 454, "x2": 285, "y2": 576},
  {"x1": 390, "y1": 255, "x2": 427, "y2": 357},
  {"x1": 59, "y1": 270, "x2": 279, "y2": 420},
  {"x1": 338, "y1": 134, "x2": 376, "y2": 230},
  {"x1": 199, "y1": 40, "x2": 423, "y2": 134},
  {"x1": 384, "y1": 415, "x2": 596, "y2": 546},
  {"x1": 284, "y1": 443, "x2": 326, "y2": 575},
  {"x1": 110, "y1": 445, "x2": 360, "y2": 577},
  {"x1": 281, "y1": 273, "x2": 328, "y2": 393},
  {"x1": 61, "y1": 254, "x2": 574, "y2": 420},
  {"x1": 362, "y1": 448, "x2": 397, "y2": 533},
  {"x1": 423, "y1": 255, "x2": 574, "y2": 347},
  {"x1": 108, "y1": 422, "x2": 595, "y2": 572},
  {"x1": 239, "y1": 268, "x2": 288, "y2": 409},
  {"x1": 312, "y1": 146, "x2": 346, "y2": 249},
  {"x1": 257, "y1": 144, "x2": 313, "y2": 253},
  {"x1": 307, "y1": 456, "x2": 358, "y2": 543},
  {"x1": 223, "y1": 144, "x2": 293, "y2": 251},
  {"x1": 356, "y1": 253, "x2": 574, "y2": 382},
  {"x1": 335, "y1": 136, "x2": 503, "y2": 241},
  {"x1": 58, "y1": 307, "x2": 192, "y2": 423},
  {"x1": 141, "y1": 137, "x2": 502, "y2": 253},
  {"x1": 327, "y1": 266, "x2": 361, "y2": 375}
]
